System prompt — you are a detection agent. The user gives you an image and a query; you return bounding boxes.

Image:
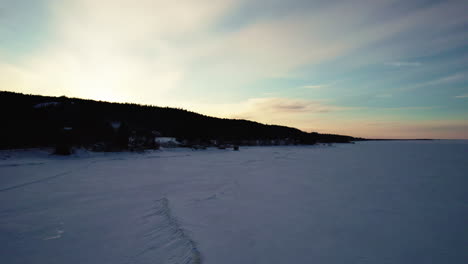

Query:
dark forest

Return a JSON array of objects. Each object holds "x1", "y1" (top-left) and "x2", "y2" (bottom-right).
[{"x1": 0, "y1": 91, "x2": 362, "y2": 151}]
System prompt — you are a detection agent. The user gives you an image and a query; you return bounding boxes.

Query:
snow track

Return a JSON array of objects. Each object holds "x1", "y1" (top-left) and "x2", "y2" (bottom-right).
[
  {"x1": 130, "y1": 198, "x2": 201, "y2": 264},
  {"x1": 0, "y1": 160, "x2": 96, "y2": 192},
  {"x1": 0, "y1": 170, "x2": 72, "y2": 192}
]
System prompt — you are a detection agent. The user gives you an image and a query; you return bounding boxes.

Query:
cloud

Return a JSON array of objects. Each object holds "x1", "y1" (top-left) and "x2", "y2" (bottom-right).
[
  {"x1": 221, "y1": 97, "x2": 355, "y2": 127},
  {"x1": 368, "y1": 120, "x2": 468, "y2": 139},
  {"x1": 375, "y1": 94, "x2": 393, "y2": 98},
  {"x1": 203, "y1": 0, "x2": 406, "y2": 76},
  {"x1": 431, "y1": 73, "x2": 467, "y2": 85},
  {"x1": 240, "y1": 97, "x2": 346, "y2": 114},
  {"x1": 3, "y1": 0, "x2": 467, "y2": 101},
  {"x1": 455, "y1": 94, "x2": 468, "y2": 98},
  {"x1": 50, "y1": 0, "x2": 237, "y2": 38},
  {"x1": 0, "y1": 0, "x2": 243, "y2": 103},
  {"x1": 398, "y1": 71, "x2": 468, "y2": 91},
  {"x1": 170, "y1": 96, "x2": 354, "y2": 129},
  {"x1": 302, "y1": 119, "x2": 468, "y2": 139},
  {"x1": 386, "y1": 61, "x2": 421, "y2": 67},
  {"x1": 184, "y1": 0, "x2": 467, "y2": 84},
  {"x1": 301, "y1": 84, "x2": 328, "y2": 89}
]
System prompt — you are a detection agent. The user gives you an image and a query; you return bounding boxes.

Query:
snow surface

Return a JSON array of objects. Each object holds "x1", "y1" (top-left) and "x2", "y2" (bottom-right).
[
  {"x1": 1, "y1": 141, "x2": 467, "y2": 264},
  {"x1": 155, "y1": 137, "x2": 179, "y2": 143},
  {"x1": 32, "y1": 102, "x2": 60, "y2": 109}
]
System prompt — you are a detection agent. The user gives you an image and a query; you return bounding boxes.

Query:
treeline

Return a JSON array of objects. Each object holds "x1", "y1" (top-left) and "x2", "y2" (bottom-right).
[{"x1": 0, "y1": 91, "x2": 362, "y2": 150}]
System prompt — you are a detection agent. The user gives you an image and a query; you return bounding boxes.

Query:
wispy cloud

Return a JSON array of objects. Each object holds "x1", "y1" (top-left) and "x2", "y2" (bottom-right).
[
  {"x1": 3, "y1": 0, "x2": 467, "y2": 101},
  {"x1": 375, "y1": 94, "x2": 393, "y2": 98},
  {"x1": 301, "y1": 84, "x2": 328, "y2": 89},
  {"x1": 385, "y1": 61, "x2": 421, "y2": 67},
  {"x1": 224, "y1": 97, "x2": 362, "y2": 128},
  {"x1": 303, "y1": 119, "x2": 468, "y2": 139},
  {"x1": 379, "y1": 106, "x2": 437, "y2": 110},
  {"x1": 430, "y1": 73, "x2": 467, "y2": 85},
  {"x1": 179, "y1": 97, "x2": 354, "y2": 128},
  {"x1": 0, "y1": 0, "x2": 240, "y2": 103},
  {"x1": 398, "y1": 71, "x2": 468, "y2": 91},
  {"x1": 239, "y1": 97, "x2": 350, "y2": 115},
  {"x1": 455, "y1": 94, "x2": 468, "y2": 98}
]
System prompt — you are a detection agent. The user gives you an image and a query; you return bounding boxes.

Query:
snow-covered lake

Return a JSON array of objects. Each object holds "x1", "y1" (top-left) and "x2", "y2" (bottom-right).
[{"x1": 1, "y1": 141, "x2": 467, "y2": 264}]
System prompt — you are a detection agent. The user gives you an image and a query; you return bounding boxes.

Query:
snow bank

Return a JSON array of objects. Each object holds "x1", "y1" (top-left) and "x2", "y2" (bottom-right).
[{"x1": 33, "y1": 102, "x2": 61, "y2": 109}]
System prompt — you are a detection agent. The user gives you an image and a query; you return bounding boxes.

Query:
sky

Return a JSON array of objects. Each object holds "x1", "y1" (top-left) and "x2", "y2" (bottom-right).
[{"x1": 0, "y1": 0, "x2": 467, "y2": 139}]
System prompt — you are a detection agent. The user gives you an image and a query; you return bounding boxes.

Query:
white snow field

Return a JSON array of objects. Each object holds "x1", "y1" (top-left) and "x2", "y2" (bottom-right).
[{"x1": 1, "y1": 141, "x2": 467, "y2": 264}]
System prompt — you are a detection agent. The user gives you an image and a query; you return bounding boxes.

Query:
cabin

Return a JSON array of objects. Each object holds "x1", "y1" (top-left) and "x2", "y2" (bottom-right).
[
  {"x1": 155, "y1": 137, "x2": 180, "y2": 148},
  {"x1": 128, "y1": 129, "x2": 158, "y2": 151}
]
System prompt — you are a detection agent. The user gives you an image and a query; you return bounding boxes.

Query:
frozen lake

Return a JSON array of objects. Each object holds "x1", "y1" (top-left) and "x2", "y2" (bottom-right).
[{"x1": 1, "y1": 141, "x2": 467, "y2": 264}]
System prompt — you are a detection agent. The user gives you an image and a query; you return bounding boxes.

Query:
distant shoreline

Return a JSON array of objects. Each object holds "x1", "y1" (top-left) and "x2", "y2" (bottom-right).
[{"x1": 363, "y1": 138, "x2": 435, "y2": 141}]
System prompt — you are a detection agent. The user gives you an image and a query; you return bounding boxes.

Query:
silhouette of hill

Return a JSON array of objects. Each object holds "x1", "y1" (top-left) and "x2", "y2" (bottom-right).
[{"x1": 0, "y1": 91, "x2": 362, "y2": 150}]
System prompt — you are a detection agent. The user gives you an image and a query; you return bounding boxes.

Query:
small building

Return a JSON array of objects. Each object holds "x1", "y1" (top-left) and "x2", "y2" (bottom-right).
[
  {"x1": 54, "y1": 127, "x2": 73, "y2": 155},
  {"x1": 155, "y1": 137, "x2": 180, "y2": 148},
  {"x1": 128, "y1": 130, "x2": 158, "y2": 151}
]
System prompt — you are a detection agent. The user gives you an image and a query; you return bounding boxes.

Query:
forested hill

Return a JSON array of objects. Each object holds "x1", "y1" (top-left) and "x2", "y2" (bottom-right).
[{"x1": 0, "y1": 91, "x2": 362, "y2": 149}]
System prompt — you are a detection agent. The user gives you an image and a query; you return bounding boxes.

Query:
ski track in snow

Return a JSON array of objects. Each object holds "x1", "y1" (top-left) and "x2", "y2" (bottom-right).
[
  {"x1": 0, "y1": 153, "x2": 155, "y2": 193},
  {"x1": 0, "y1": 159, "x2": 99, "y2": 193},
  {"x1": 0, "y1": 162, "x2": 45, "y2": 168},
  {"x1": 0, "y1": 170, "x2": 73, "y2": 192}
]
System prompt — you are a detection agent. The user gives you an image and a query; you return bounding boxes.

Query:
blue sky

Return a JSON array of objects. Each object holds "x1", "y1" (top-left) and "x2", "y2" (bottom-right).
[{"x1": 1, "y1": 0, "x2": 467, "y2": 138}]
